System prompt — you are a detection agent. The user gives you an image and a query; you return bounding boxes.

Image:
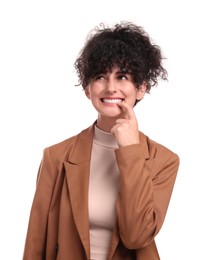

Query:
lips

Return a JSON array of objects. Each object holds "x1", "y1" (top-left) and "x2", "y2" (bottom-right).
[{"x1": 101, "y1": 98, "x2": 124, "y2": 104}]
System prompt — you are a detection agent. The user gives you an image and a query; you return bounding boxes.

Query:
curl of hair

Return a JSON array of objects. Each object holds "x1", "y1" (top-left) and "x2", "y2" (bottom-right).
[{"x1": 74, "y1": 22, "x2": 167, "y2": 92}]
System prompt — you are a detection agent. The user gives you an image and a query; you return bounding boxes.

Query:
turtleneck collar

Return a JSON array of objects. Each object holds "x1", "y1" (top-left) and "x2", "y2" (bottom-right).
[{"x1": 94, "y1": 125, "x2": 119, "y2": 149}]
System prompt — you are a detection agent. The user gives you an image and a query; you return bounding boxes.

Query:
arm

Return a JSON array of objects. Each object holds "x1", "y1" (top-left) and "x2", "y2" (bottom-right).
[
  {"x1": 23, "y1": 147, "x2": 55, "y2": 259},
  {"x1": 115, "y1": 143, "x2": 179, "y2": 249}
]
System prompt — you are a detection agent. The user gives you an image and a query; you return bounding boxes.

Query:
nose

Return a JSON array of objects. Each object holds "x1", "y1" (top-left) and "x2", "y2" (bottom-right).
[{"x1": 105, "y1": 78, "x2": 117, "y2": 92}]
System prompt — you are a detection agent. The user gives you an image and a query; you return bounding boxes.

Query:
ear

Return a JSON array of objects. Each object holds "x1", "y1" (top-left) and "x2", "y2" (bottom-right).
[
  {"x1": 84, "y1": 87, "x2": 91, "y2": 99},
  {"x1": 136, "y1": 82, "x2": 147, "y2": 100}
]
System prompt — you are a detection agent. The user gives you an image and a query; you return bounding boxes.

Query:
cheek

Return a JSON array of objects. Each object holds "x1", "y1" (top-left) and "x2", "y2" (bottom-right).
[
  {"x1": 126, "y1": 88, "x2": 138, "y2": 98},
  {"x1": 126, "y1": 92, "x2": 138, "y2": 106}
]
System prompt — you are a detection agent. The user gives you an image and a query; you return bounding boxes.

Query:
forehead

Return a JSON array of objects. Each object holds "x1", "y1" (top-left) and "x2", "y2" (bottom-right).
[{"x1": 102, "y1": 67, "x2": 131, "y2": 75}]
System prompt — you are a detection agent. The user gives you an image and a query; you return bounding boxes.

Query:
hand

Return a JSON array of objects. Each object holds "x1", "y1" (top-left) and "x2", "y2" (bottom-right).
[{"x1": 111, "y1": 102, "x2": 140, "y2": 147}]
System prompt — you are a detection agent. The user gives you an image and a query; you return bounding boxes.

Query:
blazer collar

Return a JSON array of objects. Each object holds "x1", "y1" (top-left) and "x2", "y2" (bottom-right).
[
  {"x1": 67, "y1": 123, "x2": 95, "y2": 165},
  {"x1": 139, "y1": 131, "x2": 150, "y2": 160}
]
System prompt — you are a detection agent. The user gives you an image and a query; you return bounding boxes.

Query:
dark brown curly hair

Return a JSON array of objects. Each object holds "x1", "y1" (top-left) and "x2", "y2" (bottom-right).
[{"x1": 74, "y1": 21, "x2": 167, "y2": 93}]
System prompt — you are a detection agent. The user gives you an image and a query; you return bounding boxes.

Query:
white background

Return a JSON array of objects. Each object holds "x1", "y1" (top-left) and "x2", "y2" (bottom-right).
[{"x1": 0, "y1": 0, "x2": 200, "y2": 259}]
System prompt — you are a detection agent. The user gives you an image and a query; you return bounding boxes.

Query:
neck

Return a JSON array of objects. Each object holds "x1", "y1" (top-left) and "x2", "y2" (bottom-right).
[{"x1": 96, "y1": 115, "x2": 118, "y2": 132}]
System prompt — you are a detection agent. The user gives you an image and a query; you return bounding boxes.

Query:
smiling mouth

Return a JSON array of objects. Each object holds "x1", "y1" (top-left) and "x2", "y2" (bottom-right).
[{"x1": 101, "y1": 98, "x2": 124, "y2": 104}]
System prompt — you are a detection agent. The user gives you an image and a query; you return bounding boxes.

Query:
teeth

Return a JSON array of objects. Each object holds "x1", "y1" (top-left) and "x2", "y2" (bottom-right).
[{"x1": 102, "y1": 98, "x2": 123, "y2": 103}]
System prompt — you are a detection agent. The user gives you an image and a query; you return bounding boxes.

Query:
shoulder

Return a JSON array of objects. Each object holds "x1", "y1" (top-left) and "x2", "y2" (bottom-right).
[
  {"x1": 140, "y1": 131, "x2": 180, "y2": 164},
  {"x1": 43, "y1": 124, "x2": 94, "y2": 162}
]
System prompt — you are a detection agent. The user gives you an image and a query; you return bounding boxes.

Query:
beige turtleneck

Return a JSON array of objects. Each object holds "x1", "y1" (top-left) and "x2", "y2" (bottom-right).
[{"x1": 88, "y1": 126, "x2": 119, "y2": 260}]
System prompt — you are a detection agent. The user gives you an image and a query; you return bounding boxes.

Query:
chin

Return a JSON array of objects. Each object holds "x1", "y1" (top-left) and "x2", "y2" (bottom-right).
[
  {"x1": 101, "y1": 111, "x2": 121, "y2": 118},
  {"x1": 101, "y1": 106, "x2": 121, "y2": 115}
]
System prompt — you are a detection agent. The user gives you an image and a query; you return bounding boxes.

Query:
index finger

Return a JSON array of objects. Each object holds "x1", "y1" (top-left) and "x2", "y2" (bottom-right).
[{"x1": 117, "y1": 101, "x2": 135, "y2": 120}]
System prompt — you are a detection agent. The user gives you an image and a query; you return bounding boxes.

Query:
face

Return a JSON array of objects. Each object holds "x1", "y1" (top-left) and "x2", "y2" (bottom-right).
[{"x1": 85, "y1": 68, "x2": 146, "y2": 127}]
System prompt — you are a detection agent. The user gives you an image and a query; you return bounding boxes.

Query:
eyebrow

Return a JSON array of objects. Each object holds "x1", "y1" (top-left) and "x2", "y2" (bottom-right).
[{"x1": 115, "y1": 70, "x2": 130, "y2": 75}]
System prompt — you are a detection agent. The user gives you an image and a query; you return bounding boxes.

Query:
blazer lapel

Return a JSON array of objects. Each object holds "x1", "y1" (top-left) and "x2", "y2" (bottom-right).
[{"x1": 64, "y1": 124, "x2": 94, "y2": 259}]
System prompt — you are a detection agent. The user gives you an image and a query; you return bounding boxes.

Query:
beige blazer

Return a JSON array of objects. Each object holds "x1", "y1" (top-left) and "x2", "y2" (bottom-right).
[{"x1": 23, "y1": 123, "x2": 179, "y2": 260}]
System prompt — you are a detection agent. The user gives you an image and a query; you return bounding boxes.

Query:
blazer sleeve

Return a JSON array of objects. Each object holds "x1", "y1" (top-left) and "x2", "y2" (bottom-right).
[
  {"x1": 23, "y1": 147, "x2": 56, "y2": 260},
  {"x1": 115, "y1": 143, "x2": 179, "y2": 249}
]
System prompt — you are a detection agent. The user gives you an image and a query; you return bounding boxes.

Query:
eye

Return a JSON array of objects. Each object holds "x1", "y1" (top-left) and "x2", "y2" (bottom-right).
[
  {"x1": 94, "y1": 74, "x2": 105, "y2": 81},
  {"x1": 117, "y1": 74, "x2": 128, "y2": 80}
]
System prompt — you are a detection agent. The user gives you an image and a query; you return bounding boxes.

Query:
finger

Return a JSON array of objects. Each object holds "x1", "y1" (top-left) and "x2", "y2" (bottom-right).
[
  {"x1": 117, "y1": 101, "x2": 135, "y2": 119},
  {"x1": 111, "y1": 123, "x2": 126, "y2": 135},
  {"x1": 115, "y1": 119, "x2": 129, "y2": 124}
]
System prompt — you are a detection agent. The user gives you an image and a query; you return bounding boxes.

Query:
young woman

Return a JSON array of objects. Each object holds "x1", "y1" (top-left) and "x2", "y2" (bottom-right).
[{"x1": 23, "y1": 21, "x2": 180, "y2": 260}]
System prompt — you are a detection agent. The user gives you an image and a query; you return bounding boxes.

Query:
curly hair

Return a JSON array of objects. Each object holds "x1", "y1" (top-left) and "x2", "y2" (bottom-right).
[{"x1": 74, "y1": 21, "x2": 167, "y2": 93}]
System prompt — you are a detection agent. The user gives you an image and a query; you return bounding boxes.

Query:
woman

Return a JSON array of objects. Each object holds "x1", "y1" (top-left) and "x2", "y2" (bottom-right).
[{"x1": 23, "y1": 22, "x2": 180, "y2": 260}]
